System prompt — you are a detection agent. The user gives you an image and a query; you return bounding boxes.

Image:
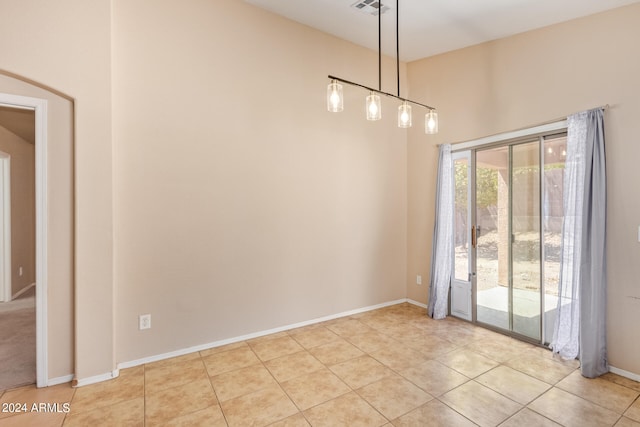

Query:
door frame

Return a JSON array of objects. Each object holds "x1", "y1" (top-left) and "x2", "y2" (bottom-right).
[
  {"x1": 452, "y1": 121, "x2": 568, "y2": 346},
  {"x1": 450, "y1": 150, "x2": 472, "y2": 321},
  {"x1": 0, "y1": 93, "x2": 48, "y2": 387},
  {"x1": 0, "y1": 150, "x2": 10, "y2": 303}
]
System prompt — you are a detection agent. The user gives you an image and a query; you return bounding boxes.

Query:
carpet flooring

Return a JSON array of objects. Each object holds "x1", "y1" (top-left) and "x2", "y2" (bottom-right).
[{"x1": 0, "y1": 287, "x2": 36, "y2": 391}]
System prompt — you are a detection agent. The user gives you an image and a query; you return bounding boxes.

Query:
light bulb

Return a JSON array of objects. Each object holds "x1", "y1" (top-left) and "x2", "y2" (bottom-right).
[
  {"x1": 330, "y1": 91, "x2": 340, "y2": 108},
  {"x1": 366, "y1": 92, "x2": 381, "y2": 121},
  {"x1": 547, "y1": 147, "x2": 553, "y2": 154},
  {"x1": 398, "y1": 102, "x2": 412, "y2": 128},
  {"x1": 562, "y1": 149, "x2": 567, "y2": 156},
  {"x1": 326, "y1": 80, "x2": 343, "y2": 112},
  {"x1": 425, "y1": 110, "x2": 438, "y2": 134}
]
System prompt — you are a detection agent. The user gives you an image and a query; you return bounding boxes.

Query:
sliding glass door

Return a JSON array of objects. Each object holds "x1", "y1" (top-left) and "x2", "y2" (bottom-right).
[{"x1": 461, "y1": 134, "x2": 566, "y2": 344}]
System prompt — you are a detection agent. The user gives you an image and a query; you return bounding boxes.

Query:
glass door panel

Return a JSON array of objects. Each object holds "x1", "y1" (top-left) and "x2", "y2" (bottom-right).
[
  {"x1": 542, "y1": 135, "x2": 567, "y2": 344},
  {"x1": 511, "y1": 142, "x2": 541, "y2": 340},
  {"x1": 451, "y1": 151, "x2": 472, "y2": 320},
  {"x1": 475, "y1": 146, "x2": 509, "y2": 330}
]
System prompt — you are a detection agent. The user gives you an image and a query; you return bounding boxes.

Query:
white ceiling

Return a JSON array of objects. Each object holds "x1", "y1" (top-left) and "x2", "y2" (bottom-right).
[{"x1": 245, "y1": 0, "x2": 640, "y2": 61}]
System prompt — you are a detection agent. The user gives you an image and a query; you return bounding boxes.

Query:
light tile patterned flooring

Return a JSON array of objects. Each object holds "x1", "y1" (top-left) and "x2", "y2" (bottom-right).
[{"x1": 1, "y1": 303, "x2": 640, "y2": 426}]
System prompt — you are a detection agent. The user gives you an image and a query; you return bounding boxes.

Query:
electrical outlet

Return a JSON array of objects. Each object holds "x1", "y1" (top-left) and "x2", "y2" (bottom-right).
[
  {"x1": 416, "y1": 275, "x2": 422, "y2": 285},
  {"x1": 139, "y1": 314, "x2": 151, "y2": 330},
  {"x1": 18, "y1": 267, "x2": 23, "y2": 276}
]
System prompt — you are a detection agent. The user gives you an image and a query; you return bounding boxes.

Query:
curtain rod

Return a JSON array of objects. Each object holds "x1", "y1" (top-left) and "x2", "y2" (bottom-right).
[{"x1": 435, "y1": 104, "x2": 610, "y2": 148}]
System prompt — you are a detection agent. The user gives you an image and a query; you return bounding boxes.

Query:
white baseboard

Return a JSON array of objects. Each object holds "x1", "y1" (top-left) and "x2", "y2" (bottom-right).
[
  {"x1": 407, "y1": 299, "x2": 428, "y2": 309},
  {"x1": 47, "y1": 374, "x2": 74, "y2": 387},
  {"x1": 118, "y1": 298, "x2": 408, "y2": 370},
  {"x1": 12, "y1": 282, "x2": 35, "y2": 300},
  {"x1": 73, "y1": 370, "x2": 119, "y2": 388},
  {"x1": 609, "y1": 365, "x2": 640, "y2": 382}
]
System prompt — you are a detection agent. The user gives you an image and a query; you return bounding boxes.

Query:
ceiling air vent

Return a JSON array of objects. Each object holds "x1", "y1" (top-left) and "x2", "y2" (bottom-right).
[{"x1": 351, "y1": 0, "x2": 391, "y2": 16}]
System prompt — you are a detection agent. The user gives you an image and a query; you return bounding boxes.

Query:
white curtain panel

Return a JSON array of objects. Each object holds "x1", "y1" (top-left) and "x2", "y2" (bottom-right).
[
  {"x1": 428, "y1": 144, "x2": 453, "y2": 320},
  {"x1": 551, "y1": 108, "x2": 607, "y2": 378}
]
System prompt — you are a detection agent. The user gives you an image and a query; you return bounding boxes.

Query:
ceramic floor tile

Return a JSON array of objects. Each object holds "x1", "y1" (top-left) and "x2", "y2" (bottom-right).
[
  {"x1": 617, "y1": 417, "x2": 640, "y2": 427},
  {"x1": 370, "y1": 344, "x2": 431, "y2": 371},
  {"x1": 436, "y1": 325, "x2": 487, "y2": 344},
  {"x1": 356, "y1": 375, "x2": 433, "y2": 420},
  {"x1": 345, "y1": 331, "x2": 400, "y2": 353},
  {"x1": 602, "y1": 374, "x2": 640, "y2": 393},
  {"x1": 505, "y1": 354, "x2": 576, "y2": 384},
  {"x1": 203, "y1": 347, "x2": 261, "y2": 377},
  {"x1": 399, "y1": 359, "x2": 469, "y2": 396},
  {"x1": 220, "y1": 385, "x2": 298, "y2": 427},
  {"x1": 357, "y1": 314, "x2": 399, "y2": 331},
  {"x1": 392, "y1": 400, "x2": 477, "y2": 427},
  {"x1": 145, "y1": 357, "x2": 208, "y2": 394},
  {"x1": 264, "y1": 351, "x2": 324, "y2": 383},
  {"x1": 63, "y1": 397, "x2": 143, "y2": 427},
  {"x1": 556, "y1": 371, "x2": 639, "y2": 414},
  {"x1": 440, "y1": 381, "x2": 522, "y2": 427},
  {"x1": 0, "y1": 412, "x2": 65, "y2": 427},
  {"x1": 250, "y1": 336, "x2": 304, "y2": 362},
  {"x1": 280, "y1": 368, "x2": 351, "y2": 410},
  {"x1": 415, "y1": 334, "x2": 461, "y2": 359},
  {"x1": 69, "y1": 365, "x2": 144, "y2": 414},
  {"x1": 266, "y1": 412, "x2": 310, "y2": 427},
  {"x1": 289, "y1": 327, "x2": 339, "y2": 349},
  {"x1": 329, "y1": 355, "x2": 394, "y2": 389},
  {"x1": 211, "y1": 364, "x2": 278, "y2": 402},
  {"x1": 0, "y1": 383, "x2": 74, "y2": 420},
  {"x1": 200, "y1": 341, "x2": 248, "y2": 358},
  {"x1": 476, "y1": 365, "x2": 551, "y2": 405},
  {"x1": 499, "y1": 408, "x2": 561, "y2": 427},
  {"x1": 162, "y1": 404, "x2": 227, "y2": 427},
  {"x1": 437, "y1": 349, "x2": 499, "y2": 379},
  {"x1": 144, "y1": 352, "x2": 201, "y2": 369},
  {"x1": 464, "y1": 339, "x2": 528, "y2": 363},
  {"x1": 625, "y1": 396, "x2": 640, "y2": 422},
  {"x1": 528, "y1": 387, "x2": 620, "y2": 427},
  {"x1": 325, "y1": 319, "x2": 374, "y2": 337},
  {"x1": 145, "y1": 377, "x2": 217, "y2": 425},
  {"x1": 303, "y1": 392, "x2": 387, "y2": 427},
  {"x1": 308, "y1": 339, "x2": 364, "y2": 365},
  {"x1": 247, "y1": 331, "x2": 290, "y2": 345}
]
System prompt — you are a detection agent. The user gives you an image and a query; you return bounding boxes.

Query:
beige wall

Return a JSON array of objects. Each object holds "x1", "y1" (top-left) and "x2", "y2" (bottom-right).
[
  {"x1": 0, "y1": 0, "x2": 112, "y2": 380},
  {"x1": 0, "y1": 123, "x2": 35, "y2": 296},
  {"x1": 113, "y1": 0, "x2": 408, "y2": 362},
  {"x1": 0, "y1": 74, "x2": 75, "y2": 380},
  {"x1": 407, "y1": 3, "x2": 640, "y2": 375}
]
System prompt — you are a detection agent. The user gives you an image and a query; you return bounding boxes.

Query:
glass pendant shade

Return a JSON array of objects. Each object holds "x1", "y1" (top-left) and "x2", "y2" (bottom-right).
[
  {"x1": 398, "y1": 101, "x2": 412, "y2": 128},
  {"x1": 366, "y1": 92, "x2": 382, "y2": 121},
  {"x1": 327, "y1": 80, "x2": 344, "y2": 112},
  {"x1": 425, "y1": 109, "x2": 438, "y2": 134}
]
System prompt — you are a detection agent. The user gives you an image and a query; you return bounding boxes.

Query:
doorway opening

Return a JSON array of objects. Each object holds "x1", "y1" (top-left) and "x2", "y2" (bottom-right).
[
  {"x1": 451, "y1": 129, "x2": 567, "y2": 346},
  {"x1": 0, "y1": 105, "x2": 37, "y2": 390},
  {"x1": 0, "y1": 93, "x2": 48, "y2": 389}
]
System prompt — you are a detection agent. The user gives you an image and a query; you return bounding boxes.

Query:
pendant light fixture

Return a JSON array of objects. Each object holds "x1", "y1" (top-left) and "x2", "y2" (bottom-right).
[
  {"x1": 327, "y1": 79, "x2": 344, "y2": 112},
  {"x1": 326, "y1": 0, "x2": 438, "y2": 134},
  {"x1": 425, "y1": 109, "x2": 438, "y2": 134},
  {"x1": 398, "y1": 101, "x2": 412, "y2": 128},
  {"x1": 366, "y1": 92, "x2": 382, "y2": 120}
]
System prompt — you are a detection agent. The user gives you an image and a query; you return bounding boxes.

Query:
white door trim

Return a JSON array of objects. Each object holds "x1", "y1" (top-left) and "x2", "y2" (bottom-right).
[
  {"x1": 0, "y1": 94, "x2": 48, "y2": 387},
  {"x1": 0, "y1": 151, "x2": 11, "y2": 303}
]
